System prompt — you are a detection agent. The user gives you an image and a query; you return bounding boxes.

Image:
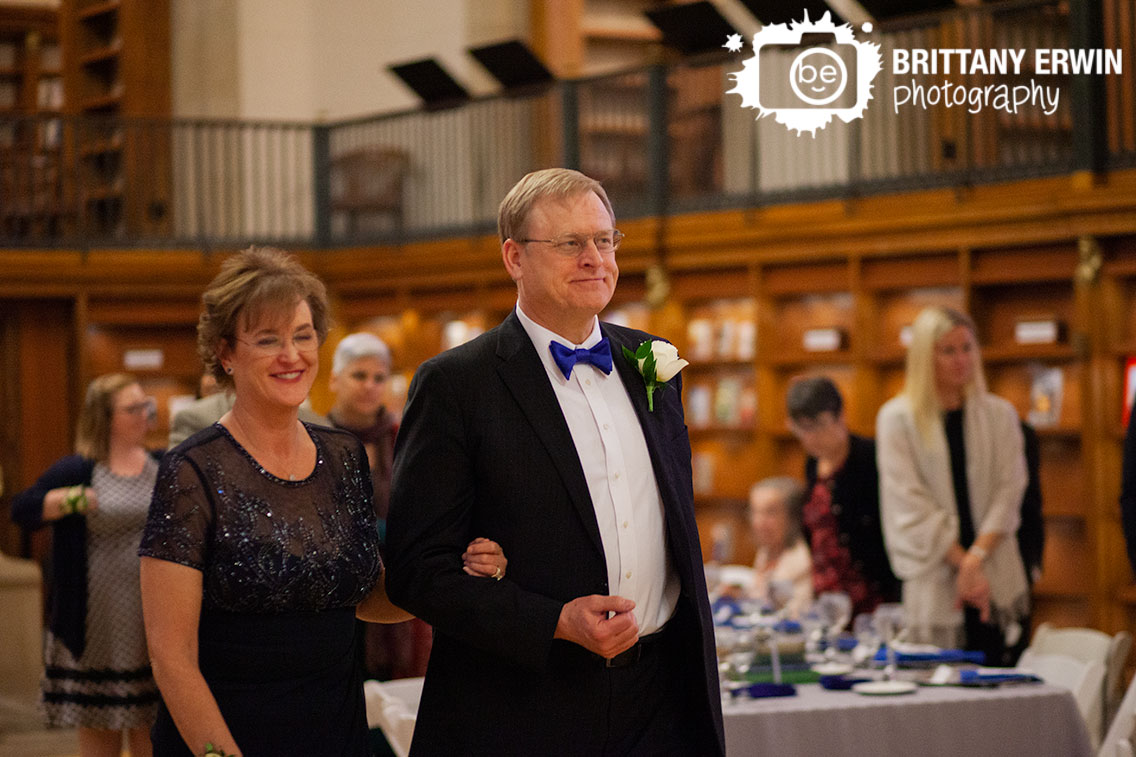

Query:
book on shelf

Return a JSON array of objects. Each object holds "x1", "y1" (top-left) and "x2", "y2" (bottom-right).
[
  {"x1": 691, "y1": 450, "x2": 715, "y2": 496},
  {"x1": 735, "y1": 319, "x2": 756, "y2": 361},
  {"x1": 686, "y1": 318, "x2": 714, "y2": 362},
  {"x1": 687, "y1": 382, "x2": 713, "y2": 429},
  {"x1": 1027, "y1": 363, "x2": 1064, "y2": 428},
  {"x1": 715, "y1": 319, "x2": 737, "y2": 360},
  {"x1": 714, "y1": 377, "x2": 743, "y2": 426},
  {"x1": 737, "y1": 385, "x2": 757, "y2": 427}
]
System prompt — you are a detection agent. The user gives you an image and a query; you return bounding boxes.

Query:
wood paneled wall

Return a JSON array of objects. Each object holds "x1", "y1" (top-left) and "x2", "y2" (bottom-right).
[{"x1": 3, "y1": 168, "x2": 1136, "y2": 635}]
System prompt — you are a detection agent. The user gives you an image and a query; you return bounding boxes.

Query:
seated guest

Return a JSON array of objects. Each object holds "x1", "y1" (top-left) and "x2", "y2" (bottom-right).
[
  {"x1": 747, "y1": 476, "x2": 812, "y2": 617},
  {"x1": 786, "y1": 376, "x2": 900, "y2": 619}
]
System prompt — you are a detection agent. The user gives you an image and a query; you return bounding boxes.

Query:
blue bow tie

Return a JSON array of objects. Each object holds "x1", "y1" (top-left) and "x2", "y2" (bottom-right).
[{"x1": 550, "y1": 338, "x2": 613, "y2": 379}]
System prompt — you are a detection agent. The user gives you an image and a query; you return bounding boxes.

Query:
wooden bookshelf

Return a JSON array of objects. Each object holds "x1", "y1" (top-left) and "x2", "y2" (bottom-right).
[
  {"x1": 60, "y1": 0, "x2": 170, "y2": 239},
  {"x1": 0, "y1": 5, "x2": 67, "y2": 239},
  {"x1": 602, "y1": 241, "x2": 1116, "y2": 636}
]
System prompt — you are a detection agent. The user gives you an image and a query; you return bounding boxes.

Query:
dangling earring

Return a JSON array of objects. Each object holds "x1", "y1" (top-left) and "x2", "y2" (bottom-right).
[{"x1": 225, "y1": 365, "x2": 233, "y2": 375}]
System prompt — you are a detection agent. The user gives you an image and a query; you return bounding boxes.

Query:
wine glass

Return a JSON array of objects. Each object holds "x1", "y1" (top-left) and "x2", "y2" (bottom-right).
[
  {"x1": 799, "y1": 604, "x2": 825, "y2": 663},
  {"x1": 766, "y1": 579, "x2": 795, "y2": 616},
  {"x1": 815, "y1": 592, "x2": 853, "y2": 661},
  {"x1": 715, "y1": 625, "x2": 742, "y2": 699},
  {"x1": 873, "y1": 603, "x2": 907, "y2": 681},
  {"x1": 851, "y1": 612, "x2": 881, "y2": 665},
  {"x1": 724, "y1": 625, "x2": 758, "y2": 695}
]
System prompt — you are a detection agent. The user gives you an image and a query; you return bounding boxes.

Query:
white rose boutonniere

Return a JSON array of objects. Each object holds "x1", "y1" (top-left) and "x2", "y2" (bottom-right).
[{"x1": 622, "y1": 340, "x2": 689, "y2": 412}]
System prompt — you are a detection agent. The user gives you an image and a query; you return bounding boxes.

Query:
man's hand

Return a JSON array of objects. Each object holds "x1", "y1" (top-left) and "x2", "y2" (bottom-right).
[{"x1": 554, "y1": 595, "x2": 638, "y2": 659}]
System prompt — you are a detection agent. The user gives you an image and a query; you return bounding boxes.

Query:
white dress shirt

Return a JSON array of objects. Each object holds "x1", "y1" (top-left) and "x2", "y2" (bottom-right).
[{"x1": 515, "y1": 304, "x2": 679, "y2": 635}]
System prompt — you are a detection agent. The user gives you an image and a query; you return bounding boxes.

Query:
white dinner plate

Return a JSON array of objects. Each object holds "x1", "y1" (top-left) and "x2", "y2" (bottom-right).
[
  {"x1": 852, "y1": 680, "x2": 918, "y2": 696},
  {"x1": 812, "y1": 662, "x2": 854, "y2": 676}
]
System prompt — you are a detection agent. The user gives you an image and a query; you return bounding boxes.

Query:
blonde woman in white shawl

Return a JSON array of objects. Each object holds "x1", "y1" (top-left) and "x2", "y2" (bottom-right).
[{"x1": 876, "y1": 306, "x2": 1030, "y2": 666}]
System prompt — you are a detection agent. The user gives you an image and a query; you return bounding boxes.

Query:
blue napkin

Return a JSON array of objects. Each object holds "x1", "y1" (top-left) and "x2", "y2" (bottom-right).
[
  {"x1": 819, "y1": 674, "x2": 873, "y2": 690},
  {"x1": 732, "y1": 682, "x2": 797, "y2": 698},
  {"x1": 712, "y1": 598, "x2": 741, "y2": 625},
  {"x1": 957, "y1": 669, "x2": 1042, "y2": 686},
  {"x1": 821, "y1": 634, "x2": 857, "y2": 652},
  {"x1": 873, "y1": 648, "x2": 986, "y2": 665}
]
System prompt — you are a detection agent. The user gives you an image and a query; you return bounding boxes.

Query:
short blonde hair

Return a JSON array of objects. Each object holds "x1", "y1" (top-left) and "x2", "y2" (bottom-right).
[
  {"x1": 903, "y1": 306, "x2": 987, "y2": 438},
  {"x1": 197, "y1": 246, "x2": 330, "y2": 387},
  {"x1": 497, "y1": 168, "x2": 614, "y2": 244},
  {"x1": 75, "y1": 373, "x2": 139, "y2": 461}
]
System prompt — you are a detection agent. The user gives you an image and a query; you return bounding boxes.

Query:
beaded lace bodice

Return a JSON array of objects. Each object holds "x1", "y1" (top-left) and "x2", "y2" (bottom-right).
[{"x1": 140, "y1": 423, "x2": 382, "y2": 613}]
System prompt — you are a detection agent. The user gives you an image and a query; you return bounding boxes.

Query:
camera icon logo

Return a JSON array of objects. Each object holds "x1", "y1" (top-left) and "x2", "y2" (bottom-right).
[
  {"x1": 727, "y1": 12, "x2": 882, "y2": 136},
  {"x1": 789, "y1": 46, "x2": 849, "y2": 106}
]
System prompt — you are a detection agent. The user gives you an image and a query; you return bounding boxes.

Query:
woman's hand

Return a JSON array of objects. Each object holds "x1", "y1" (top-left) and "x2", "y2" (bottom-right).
[
  {"x1": 955, "y1": 553, "x2": 991, "y2": 622},
  {"x1": 46, "y1": 485, "x2": 98, "y2": 520},
  {"x1": 462, "y1": 537, "x2": 507, "y2": 580}
]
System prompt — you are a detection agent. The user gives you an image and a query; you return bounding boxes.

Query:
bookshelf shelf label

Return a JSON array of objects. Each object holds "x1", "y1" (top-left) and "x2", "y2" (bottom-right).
[
  {"x1": 122, "y1": 347, "x2": 163, "y2": 370},
  {"x1": 1014, "y1": 318, "x2": 1062, "y2": 345},
  {"x1": 802, "y1": 327, "x2": 845, "y2": 352}
]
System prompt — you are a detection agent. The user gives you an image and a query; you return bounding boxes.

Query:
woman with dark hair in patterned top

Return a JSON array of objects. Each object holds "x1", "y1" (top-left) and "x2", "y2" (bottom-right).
[{"x1": 12, "y1": 372, "x2": 161, "y2": 757}]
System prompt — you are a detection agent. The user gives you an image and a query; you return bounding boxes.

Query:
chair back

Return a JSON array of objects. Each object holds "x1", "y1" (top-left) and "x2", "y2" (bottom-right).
[
  {"x1": 363, "y1": 676, "x2": 425, "y2": 757},
  {"x1": 1100, "y1": 673, "x2": 1136, "y2": 757},
  {"x1": 1028, "y1": 623, "x2": 1133, "y2": 743},
  {"x1": 1019, "y1": 649, "x2": 1107, "y2": 749}
]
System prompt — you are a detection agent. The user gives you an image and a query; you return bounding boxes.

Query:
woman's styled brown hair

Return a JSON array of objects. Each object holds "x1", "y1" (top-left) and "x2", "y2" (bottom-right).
[
  {"x1": 75, "y1": 373, "x2": 139, "y2": 461},
  {"x1": 196, "y1": 246, "x2": 331, "y2": 387}
]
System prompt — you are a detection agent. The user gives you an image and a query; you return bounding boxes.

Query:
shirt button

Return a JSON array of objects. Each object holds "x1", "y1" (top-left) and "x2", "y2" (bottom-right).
[
  {"x1": 585, "y1": 379, "x2": 592, "y2": 386},
  {"x1": 603, "y1": 423, "x2": 609, "y2": 430},
  {"x1": 625, "y1": 571, "x2": 632, "y2": 579},
  {"x1": 622, "y1": 521, "x2": 629, "y2": 529},
  {"x1": 614, "y1": 472, "x2": 621, "y2": 480}
]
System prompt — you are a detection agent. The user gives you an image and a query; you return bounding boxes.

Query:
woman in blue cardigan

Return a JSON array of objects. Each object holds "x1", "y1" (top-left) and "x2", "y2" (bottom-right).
[{"x1": 12, "y1": 373, "x2": 161, "y2": 757}]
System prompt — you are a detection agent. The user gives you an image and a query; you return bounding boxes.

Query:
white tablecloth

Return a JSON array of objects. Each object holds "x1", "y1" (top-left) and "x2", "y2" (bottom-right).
[{"x1": 723, "y1": 682, "x2": 1092, "y2": 757}]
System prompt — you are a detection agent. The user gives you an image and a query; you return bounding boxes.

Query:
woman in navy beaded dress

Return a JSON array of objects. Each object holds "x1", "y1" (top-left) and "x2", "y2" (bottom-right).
[{"x1": 139, "y1": 247, "x2": 507, "y2": 757}]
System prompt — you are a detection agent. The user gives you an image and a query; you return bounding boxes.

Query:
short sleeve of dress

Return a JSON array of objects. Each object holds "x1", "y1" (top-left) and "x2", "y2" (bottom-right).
[{"x1": 138, "y1": 449, "x2": 213, "y2": 571}]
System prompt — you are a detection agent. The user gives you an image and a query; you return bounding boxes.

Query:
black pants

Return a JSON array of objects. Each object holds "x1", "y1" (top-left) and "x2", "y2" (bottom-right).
[
  {"x1": 596, "y1": 619, "x2": 705, "y2": 756},
  {"x1": 963, "y1": 606, "x2": 1029, "y2": 667}
]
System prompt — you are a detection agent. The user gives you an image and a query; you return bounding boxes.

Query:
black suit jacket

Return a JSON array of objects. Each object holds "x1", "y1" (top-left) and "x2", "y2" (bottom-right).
[{"x1": 386, "y1": 312, "x2": 725, "y2": 756}]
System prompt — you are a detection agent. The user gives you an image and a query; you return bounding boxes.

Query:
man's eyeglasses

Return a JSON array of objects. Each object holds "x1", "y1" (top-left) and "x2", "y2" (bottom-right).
[
  {"x1": 237, "y1": 330, "x2": 319, "y2": 357},
  {"x1": 517, "y1": 229, "x2": 624, "y2": 256}
]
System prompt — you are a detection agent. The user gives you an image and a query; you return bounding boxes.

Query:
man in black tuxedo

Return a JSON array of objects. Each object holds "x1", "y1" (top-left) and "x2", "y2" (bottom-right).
[{"x1": 385, "y1": 168, "x2": 724, "y2": 756}]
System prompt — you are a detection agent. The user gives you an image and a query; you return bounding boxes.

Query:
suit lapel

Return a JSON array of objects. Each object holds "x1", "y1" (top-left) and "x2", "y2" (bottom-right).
[
  {"x1": 605, "y1": 325, "x2": 701, "y2": 587},
  {"x1": 495, "y1": 313, "x2": 606, "y2": 559},
  {"x1": 605, "y1": 325, "x2": 667, "y2": 450}
]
